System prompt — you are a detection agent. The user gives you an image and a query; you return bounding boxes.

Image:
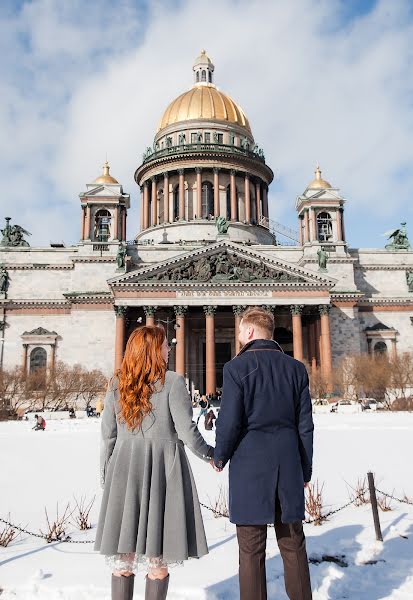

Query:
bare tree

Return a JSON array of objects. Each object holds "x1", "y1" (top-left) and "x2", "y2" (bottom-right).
[
  {"x1": 309, "y1": 366, "x2": 329, "y2": 401},
  {"x1": 0, "y1": 366, "x2": 28, "y2": 418},
  {"x1": 388, "y1": 352, "x2": 413, "y2": 404},
  {"x1": 79, "y1": 369, "x2": 107, "y2": 410}
]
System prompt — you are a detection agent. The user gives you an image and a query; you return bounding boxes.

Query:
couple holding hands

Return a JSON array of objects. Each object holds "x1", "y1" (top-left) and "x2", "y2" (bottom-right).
[{"x1": 95, "y1": 307, "x2": 314, "y2": 600}]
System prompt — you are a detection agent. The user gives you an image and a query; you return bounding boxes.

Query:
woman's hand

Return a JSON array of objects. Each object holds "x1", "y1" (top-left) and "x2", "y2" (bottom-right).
[{"x1": 210, "y1": 458, "x2": 222, "y2": 472}]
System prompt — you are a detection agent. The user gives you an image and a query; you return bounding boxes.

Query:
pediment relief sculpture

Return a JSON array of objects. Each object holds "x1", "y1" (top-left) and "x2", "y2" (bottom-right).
[{"x1": 143, "y1": 251, "x2": 306, "y2": 284}]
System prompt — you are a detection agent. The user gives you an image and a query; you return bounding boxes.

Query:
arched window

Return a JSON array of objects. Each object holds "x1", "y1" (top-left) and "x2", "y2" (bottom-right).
[
  {"x1": 173, "y1": 185, "x2": 179, "y2": 221},
  {"x1": 374, "y1": 341, "x2": 388, "y2": 355},
  {"x1": 317, "y1": 211, "x2": 333, "y2": 242},
  {"x1": 157, "y1": 188, "x2": 164, "y2": 224},
  {"x1": 30, "y1": 347, "x2": 47, "y2": 374},
  {"x1": 250, "y1": 189, "x2": 257, "y2": 224},
  {"x1": 201, "y1": 182, "x2": 214, "y2": 218},
  {"x1": 208, "y1": 71, "x2": 212, "y2": 82},
  {"x1": 201, "y1": 70, "x2": 206, "y2": 82},
  {"x1": 94, "y1": 209, "x2": 111, "y2": 242},
  {"x1": 196, "y1": 71, "x2": 200, "y2": 83}
]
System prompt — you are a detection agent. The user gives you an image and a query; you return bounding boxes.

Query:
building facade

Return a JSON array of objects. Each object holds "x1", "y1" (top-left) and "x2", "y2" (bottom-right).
[{"x1": 1, "y1": 51, "x2": 413, "y2": 395}]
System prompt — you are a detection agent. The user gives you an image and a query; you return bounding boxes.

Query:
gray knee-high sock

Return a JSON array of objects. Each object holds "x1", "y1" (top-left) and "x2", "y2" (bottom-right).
[{"x1": 111, "y1": 574, "x2": 135, "y2": 600}]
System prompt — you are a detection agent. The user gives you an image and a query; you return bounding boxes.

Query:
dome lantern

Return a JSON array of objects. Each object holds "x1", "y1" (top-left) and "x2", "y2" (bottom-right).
[
  {"x1": 193, "y1": 49, "x2": 214, "y2": 85},
  {"x1": 93, "y1": 160, "x2": 119, "y2": 185},
  {"x1": 307, "y1": 164, "x2": 332, "y2": 190}
]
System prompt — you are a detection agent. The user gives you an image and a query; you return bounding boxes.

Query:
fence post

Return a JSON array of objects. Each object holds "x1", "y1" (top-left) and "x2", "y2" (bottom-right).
[{"x1": 367, "y1": 471, "x2": 383, "y2": 542}]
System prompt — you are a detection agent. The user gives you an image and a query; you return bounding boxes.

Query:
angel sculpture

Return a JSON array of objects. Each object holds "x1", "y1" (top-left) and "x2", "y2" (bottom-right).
[
  {"x1": 384, "y1": 222, "x2": 410, "y2": 250},
  {"x1": 1, "y1": 218, "x2": 31, "y2": 247}
]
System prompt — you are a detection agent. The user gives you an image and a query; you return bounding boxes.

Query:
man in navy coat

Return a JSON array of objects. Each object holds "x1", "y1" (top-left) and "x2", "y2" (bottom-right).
[{"x1": 214, "y1": 306, "x2": 313, "y2": 600}]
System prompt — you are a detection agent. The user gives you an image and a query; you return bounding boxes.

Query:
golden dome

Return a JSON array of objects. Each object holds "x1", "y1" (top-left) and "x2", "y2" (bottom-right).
[
  {"x1": 307, "y1": 165, "x2": 332, "y2": 190},
  {"x1": 157, "y1": 83, "x2": 251, "y2": 134},
  {"x1": 93, "y1": 161, "x2": 119, "y2": 184}
]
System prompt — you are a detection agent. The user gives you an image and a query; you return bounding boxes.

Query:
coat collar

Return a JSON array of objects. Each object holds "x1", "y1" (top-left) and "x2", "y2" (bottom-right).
[{"x1": 237, "y1": 338, "x2": 283, "y2": 356}]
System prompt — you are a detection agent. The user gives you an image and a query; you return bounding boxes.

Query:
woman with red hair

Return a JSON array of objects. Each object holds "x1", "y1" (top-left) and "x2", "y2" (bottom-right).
[{"x1": 95, "y1": 325, "x2": 214, "y2": 600}]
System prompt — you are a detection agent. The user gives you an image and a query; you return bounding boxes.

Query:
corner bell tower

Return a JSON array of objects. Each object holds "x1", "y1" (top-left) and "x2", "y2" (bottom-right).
[
  {"x1": 79, "y1": 161, "x2": 130, "y2": 246},
  {"x1": 295, "y1": 165, "x2": 347, "y2": 254}
]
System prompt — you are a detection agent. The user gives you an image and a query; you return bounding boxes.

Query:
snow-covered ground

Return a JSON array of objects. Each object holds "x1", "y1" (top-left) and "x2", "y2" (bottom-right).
[{"x1": 1, "y1": 412, "x2": 413, "y2": 599}]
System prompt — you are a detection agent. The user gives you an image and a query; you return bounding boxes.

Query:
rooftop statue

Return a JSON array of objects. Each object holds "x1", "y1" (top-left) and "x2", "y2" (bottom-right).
[
  {"x1": 116, "y1": 244, "x2": 127, "y2": 269},
  {"x1": 0, "y1": 265, "x2": 9, "y2": 293},
  {"x1": 317, "y1": 247, "x2": 328, "y2": 271},
  {"x1": 384, "y1": 222, "x2": 410, "y2": 250},
  {"x1": 216, "y1": 216, "x2": 229, "y2": 235},
  {"x1": 1, "y1": 217, "x2": 31, "y2": 247}
]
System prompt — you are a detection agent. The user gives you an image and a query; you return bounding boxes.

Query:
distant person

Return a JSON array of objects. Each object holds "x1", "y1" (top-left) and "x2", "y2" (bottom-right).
[
  {"x1": 214, "y1": 307, "x2": 314, "y2": 600},
  {"x1": 204, "y1": 408, "x2": 216, "y2": 431},
  {"x1": 32, "y1": 414, "x2": 46, "y2": 431},
  {"x1": 95, "y1": 326, "x2": 214, "y2": 600},
  {"x1": 196, "y1": 395, "x2": 209, "y2": 425},
  {"x1": 95, "y1": 398, "x2": 103, "y2": 418}
]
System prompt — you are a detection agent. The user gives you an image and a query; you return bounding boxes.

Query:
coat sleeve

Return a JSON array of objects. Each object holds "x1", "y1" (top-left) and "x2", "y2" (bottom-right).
[
  {"x1": 214, "y1": 361, "x2": 244, "y2": 469},
  {"x1": 169, "y1": 375, "x2": 213, "y2": 462},
  {"x1": 295, "y1": 366, "x2": 314, "y2": 483},
  {"x1": 100, "y1": 379, "x2": 118, "y2": 488}
]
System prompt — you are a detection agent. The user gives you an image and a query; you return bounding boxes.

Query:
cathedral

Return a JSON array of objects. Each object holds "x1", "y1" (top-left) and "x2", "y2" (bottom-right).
[{"x1": 1, "y1": 51, "x2": 413, "y2": 396}]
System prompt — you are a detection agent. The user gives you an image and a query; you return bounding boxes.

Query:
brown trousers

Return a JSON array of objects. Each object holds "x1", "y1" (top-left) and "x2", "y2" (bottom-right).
[{"x1": 236, "y1": 499, "x2": 312, "y2": 600}]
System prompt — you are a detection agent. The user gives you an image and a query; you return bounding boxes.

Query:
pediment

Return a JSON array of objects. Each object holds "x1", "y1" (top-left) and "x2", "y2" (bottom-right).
[
  {"x1": 108, "y1": 241, "x2": 336, "y2": 288},
  {"x1": 304, "y1": 188, "x2": 342, "y2": 201},
  {"x1": 80, "y1": 184, "x2": 122, "y2": 198}
]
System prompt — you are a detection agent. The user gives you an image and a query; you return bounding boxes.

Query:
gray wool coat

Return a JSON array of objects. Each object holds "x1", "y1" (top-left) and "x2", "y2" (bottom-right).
[{"x1": 94, "y1": 371, "x2": 213, "y2": 562}]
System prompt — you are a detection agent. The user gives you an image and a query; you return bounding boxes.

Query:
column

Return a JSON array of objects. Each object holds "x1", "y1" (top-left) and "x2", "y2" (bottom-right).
[
  {"x1": 151, "y1": 177, "x2": 158, "y2": 226},
  {"x1": 230, "y1": 170, "x2": 237, "y2": 221},
  {"x1": 391, "y1": 338, "x2": 397, "y2": 360},
  {"x1": 336, "y1": 209, "x2": 343, "y2": 242},
  {"x1": 49, "y1": 344, "x2": 56, "y2": 372},
  {"x1": 308, "y1": 321, "x2": 317, "y2": 370},
  {"x1": 319, "y1": 305, "x2": 333, "y2": 389},
  {"x1": 85, "y1": 205, "x2": 91, "y2": 240},
  {"x1": 263, "y1": 185, "x2": 268, "y2": 219},
  {"x1": 174, "y1": 306, "x2": 188, "y2": 376},
  {"x1": 204, "y1": 306, "x2": 217, "y2": 395},
  {"x1": 298, "y1": 215, "x2": 304, "y2": 245},
  {"x1": 163, "y1": 172, "x2": 169, "y2": 223},
  {"x1": 291, "y1": 305, "x2": 304, "y2": 362},
  {"x1": 310, "y1": 208, "x2": 317, "y2": 242},
  {"x1": 114, "y1": 306, "x2": 127, "y2": 372},
  {"x1": 233, "y1": 305, "x2": 245, "y2": 355},
  {"x1": 178, "y1": 169, "x2": 185, "y2": 220},
  {"x1": 80, "y1": 207, "x2": 85, "y2": 240},
  {"x1": 256, "y1": 180, "x2": 262, "y2": 224},
  {"x1": 244, "y1": 174, "x2": 251, "y2": 224},
  {"x1": 121, "y1": 208, "x2": 127, "y2": 241},
  {"x1": 196, "y1": 167, "x2": 202, "y2": 218},
  {"x1": 315, "y1": 317, "x2": 321, "y2": 365},
  {"x1": 22, "y1": 344, "x2": 28, "y2": 375},
  {"x1": 304, "y1": 210, "x2": 310, "y2": 243},
  {"x1": 143, "y1": 182, "x2": 150, "y2": 229},
  {"x1": 140, "y1": 187, "x2": 144, "y2": 232},
  {"x1": 144, "y1": 306, "x2": 157, "y2": 326},
  {"x1": 339, "y1": 207, "x2": 346, "y2": 242},
  {"x1": 213, "y1": 168, "x2": 220, "y2": 216},
  {"x1": 113, "y1": 206, "x2": 119, "y2": 240}
]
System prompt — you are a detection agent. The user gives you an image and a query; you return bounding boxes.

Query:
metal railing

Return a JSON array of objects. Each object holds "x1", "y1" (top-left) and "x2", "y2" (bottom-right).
[{"x1": 141, "y1": 142, "x2": 266, "y2": 164}]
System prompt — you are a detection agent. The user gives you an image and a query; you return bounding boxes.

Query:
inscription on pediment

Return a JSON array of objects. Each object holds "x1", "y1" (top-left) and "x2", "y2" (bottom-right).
[{"x1": 143, "y1": 251, "x2": 305, "y2": 284}]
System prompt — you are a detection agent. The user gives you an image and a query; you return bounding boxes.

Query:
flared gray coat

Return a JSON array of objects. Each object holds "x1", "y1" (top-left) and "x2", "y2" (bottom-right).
[{"x1": 94, "y1": 371, "x2": 213, "y2": 562}]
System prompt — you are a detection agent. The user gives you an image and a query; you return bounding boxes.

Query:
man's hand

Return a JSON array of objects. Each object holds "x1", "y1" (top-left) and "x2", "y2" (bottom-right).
[{"x1": 210, "y1": 459, "x2": 222, "y2": 472}]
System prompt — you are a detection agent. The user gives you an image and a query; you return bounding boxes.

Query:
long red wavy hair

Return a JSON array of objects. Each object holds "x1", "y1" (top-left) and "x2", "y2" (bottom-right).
[{"x1": 117, "y1": 325, "x2": 167, "y2": 431}]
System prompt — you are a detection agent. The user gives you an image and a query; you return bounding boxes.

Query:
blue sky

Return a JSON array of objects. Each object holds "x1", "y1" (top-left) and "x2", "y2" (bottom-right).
[{"x1": 1, "y1": 0, "x2": 413, "y2": 249}]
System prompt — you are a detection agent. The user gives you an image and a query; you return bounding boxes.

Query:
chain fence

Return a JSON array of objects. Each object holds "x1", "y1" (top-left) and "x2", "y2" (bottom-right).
[{"x1": 1, "y1": 484, "x2": 411, "y2": 546}]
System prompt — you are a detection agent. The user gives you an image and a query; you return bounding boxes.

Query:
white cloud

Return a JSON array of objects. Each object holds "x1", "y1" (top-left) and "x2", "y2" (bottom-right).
[{"x1": 1, "y1": 0, "x2": 413, "y2": 247}]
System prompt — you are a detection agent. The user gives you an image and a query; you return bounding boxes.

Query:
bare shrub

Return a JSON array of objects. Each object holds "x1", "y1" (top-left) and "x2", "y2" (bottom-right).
[
  {"x1": 305, "y1": 480, "x2": 325, "y2": 525},
  {"x1": 72, "y1": 495, "x2": 95, "y2": 531},
  {"x1": 0, "y1": 515, "x2": 20, "y2": 547},
  {"x1": 377, "y1": 494, "x2": 393, "y2": 512},
  {"x1": 207, "y1": 485, "x2": 229, "y2": 518},
  {"x1": 391, "y1": 397, "x2": 413, "y2": 411},
  {"x1": 347, "y1": 477, "x2": 370, "y2": 506},
  {"x1": 41, "y1": 503, "x2": 73, "y2": 543}
]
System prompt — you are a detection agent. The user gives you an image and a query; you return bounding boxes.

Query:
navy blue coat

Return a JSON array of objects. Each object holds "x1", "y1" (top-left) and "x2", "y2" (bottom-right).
[{"x1": 214, "y1": 338, "x2": 314, "y2": 525}]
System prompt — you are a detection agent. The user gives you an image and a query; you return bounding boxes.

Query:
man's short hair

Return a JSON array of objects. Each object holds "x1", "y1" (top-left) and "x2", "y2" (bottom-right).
[{"x1": 241, "y1": 307, "x2": 274, "y2": 338}]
